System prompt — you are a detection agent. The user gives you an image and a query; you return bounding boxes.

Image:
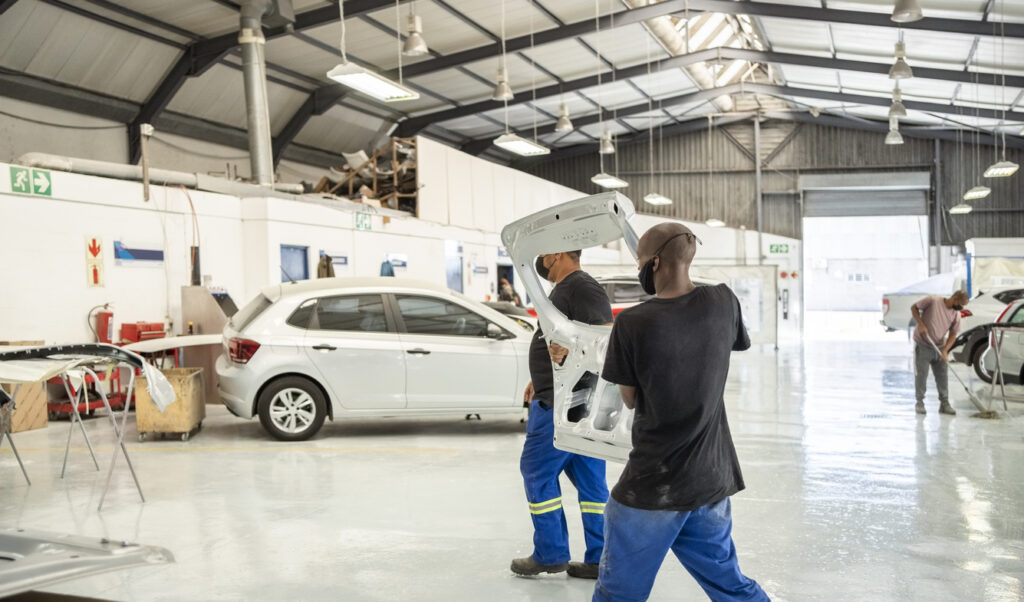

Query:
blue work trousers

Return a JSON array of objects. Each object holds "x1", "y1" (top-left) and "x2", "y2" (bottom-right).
[
  {"x1": 593, "y1": 497, "x2": 769, "y2": 602},
  {"x1": 520, "y1": 399, "x2": 608, "y2": 565}
]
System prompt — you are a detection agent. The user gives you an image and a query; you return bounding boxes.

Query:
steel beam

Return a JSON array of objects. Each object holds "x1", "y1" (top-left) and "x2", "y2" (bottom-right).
[
  {"x1": 128, "y1": 0, "x2": 406, "y2": 164},
  {"x1": 397, "y1": 48, "x2": 1024, "y2": 137},
  {"x1": 462, "y1": 81, "x2": 1024, "y2": 155},
  {"x1": 271, "y1": 86, "x2": 349, "y2": 167},
  {"x1": 0, "y1": 69, "x2": 341, "y2": 167}
]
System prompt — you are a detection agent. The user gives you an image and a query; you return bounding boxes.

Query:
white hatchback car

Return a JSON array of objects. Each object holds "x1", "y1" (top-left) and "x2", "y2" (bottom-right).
[{"x1": 216, "y1": 278, "x2": 533, "y2": 440}]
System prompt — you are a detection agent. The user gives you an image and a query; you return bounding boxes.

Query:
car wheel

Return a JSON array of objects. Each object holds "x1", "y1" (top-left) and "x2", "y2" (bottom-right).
[
  {"x1": 971, "y1": 344, "x2": 993, "y2": 384},
  {"x1": 257, "y1": 377, "x2": 327, "y2": 441}
]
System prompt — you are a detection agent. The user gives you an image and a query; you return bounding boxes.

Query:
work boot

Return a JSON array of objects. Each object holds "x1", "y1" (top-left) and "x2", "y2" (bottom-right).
[
  {"x1": 510, "y1": 556, "x2": 568, "y2": 576},
  {"x1": 915, "y1": 402, "x2": 926, "y2": 415},
  {"x1": 567, "y1": 561, "x2": 599, "y2": 579},
  {"x1": 939, "y1": 402, "x2": 956, "y2": 416}
]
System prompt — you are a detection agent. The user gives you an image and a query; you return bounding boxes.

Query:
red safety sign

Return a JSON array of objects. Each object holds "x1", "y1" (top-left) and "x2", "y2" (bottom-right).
[{"x1": 86, "y1": 236, "x2": 104, "y2": 287}]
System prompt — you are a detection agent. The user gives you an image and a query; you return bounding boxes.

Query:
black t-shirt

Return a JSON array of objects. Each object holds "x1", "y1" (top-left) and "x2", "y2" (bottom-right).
[
  {"x1": 601, "y1": 283, "x2": 750, "y2": 512},
  {"x1": 529, "y1": 270, "x2": 614, "y2": 407}
]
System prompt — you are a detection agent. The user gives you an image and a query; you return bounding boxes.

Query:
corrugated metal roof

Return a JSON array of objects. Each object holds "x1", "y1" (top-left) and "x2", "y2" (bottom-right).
[
  {"x1": 0, "y1": 0, "x2": 1021, "y2": 163},
  {"x1": 293, "y1": 103, "x2": 388, "y2": 153}
]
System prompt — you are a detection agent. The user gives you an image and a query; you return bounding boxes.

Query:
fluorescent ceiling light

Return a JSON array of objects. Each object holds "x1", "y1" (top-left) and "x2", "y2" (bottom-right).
[
  {"x1": 885, "y1": 129, "x2": 904, "y2": 145},
  {"x1": 493, "y1": 133, "x2": 549, "y2": 156},
  {"x1": 963, "y1": 185, "x2": 991, "y2": 201},
  {"x1": 403, "y1": 15, "x2": 428, "y2": 56},
  {"x1": 891, "y1": 0, "x2": 923, "y2": 23},
  {"x1": 643, "y1": 193, "x2": 673, "y2": 206},
  {"x1": 889, "y1": 42, "x2": 913, "y2": 80},
  {"x1": 949, "y1": 203, "x2": 974, "y2": 214},
  {"x1": 705, "y1": 218, "x2": 726, "y2": 228},
  {"x1": 327, "y1": 63, "x2": 419, "y2": 102},
  {"x1": 984, "y1": 160, "x2": 1019, "y2": 178},
  {"x1": 591, "y1": 172, "x2": 629, "y2": 189},
  {"x1": 554, "y1": 103, "x2": 573, "y2": 132}
]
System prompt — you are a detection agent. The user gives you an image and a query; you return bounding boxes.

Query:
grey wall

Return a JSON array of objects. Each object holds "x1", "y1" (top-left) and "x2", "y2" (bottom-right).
[{"x1": 526, "y1": 120, "x2": 1024, "y2": 245}]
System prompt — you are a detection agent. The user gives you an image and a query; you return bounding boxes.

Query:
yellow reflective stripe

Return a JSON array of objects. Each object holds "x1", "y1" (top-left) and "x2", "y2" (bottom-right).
[
  {"x1": 581, "y1": 509, "x2": 604, "y2": 514},
  {"x1": 579, "y1": 502, "x2": 606, "y2": 507},
  {"x1": 530, "y1": 504, "x2": 563, "y2": 515},
  {"x1": 529, "y1": 496, "x2": 562, "y2": 509},
  {"x1": 580, "y1": 501, "x2": 606, "y2": 514},
  {"x1": 528, "y1": 497, "x2": 563, "y2": 515}
]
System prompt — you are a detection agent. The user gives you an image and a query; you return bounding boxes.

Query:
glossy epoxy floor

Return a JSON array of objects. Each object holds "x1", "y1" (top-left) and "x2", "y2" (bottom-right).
[{"x1": 2, "y1": 341, "x2": 1023, "y2": 602}]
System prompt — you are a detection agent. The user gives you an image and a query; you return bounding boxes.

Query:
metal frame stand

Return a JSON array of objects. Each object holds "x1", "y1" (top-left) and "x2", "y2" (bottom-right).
[
  {"x1": 989, "y1": 328, "x2": 1015, "y2": 410},
  {"x1": 58, "y1": 374, "x2": 100, "y2": 477},
  {"x1": 0, "y1": 384, "x2": 31, "y2": 486},
  {"x1": 58, "y1": 364, "x2": 144, "y2": 510}
]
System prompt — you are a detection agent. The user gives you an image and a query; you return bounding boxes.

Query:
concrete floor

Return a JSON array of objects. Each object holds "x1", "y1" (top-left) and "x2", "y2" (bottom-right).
[{"x1": 2, "y1": 340, "x2": 1023, "y2": 601}]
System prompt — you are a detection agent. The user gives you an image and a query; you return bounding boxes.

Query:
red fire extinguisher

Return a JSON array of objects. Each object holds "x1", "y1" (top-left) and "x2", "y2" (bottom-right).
[{"x1": 90, "y1": 305, "x2": 114, "y2": 344}]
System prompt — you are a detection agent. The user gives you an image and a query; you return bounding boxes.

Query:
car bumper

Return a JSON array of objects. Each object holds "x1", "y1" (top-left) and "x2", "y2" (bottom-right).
[{"x1": 215, "y1": 354, "x2": 255, "y2": 418}]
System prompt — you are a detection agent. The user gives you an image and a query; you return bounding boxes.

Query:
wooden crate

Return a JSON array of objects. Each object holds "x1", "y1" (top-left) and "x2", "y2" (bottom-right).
[
  {"x1": 1, "y1": 340, "x2": 47, "y2": 433},
  {"x1": 1, "y1": 382, "x2": 47, "y2": 433},
  {"x1": 135, "y1": 368, "x2": 205, "y2": 441}
]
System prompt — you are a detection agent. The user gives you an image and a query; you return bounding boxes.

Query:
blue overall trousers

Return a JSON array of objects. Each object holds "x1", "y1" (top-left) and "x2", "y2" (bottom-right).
[{"x1": 520, "y1": 399, "x2": 608, "y2": 565}]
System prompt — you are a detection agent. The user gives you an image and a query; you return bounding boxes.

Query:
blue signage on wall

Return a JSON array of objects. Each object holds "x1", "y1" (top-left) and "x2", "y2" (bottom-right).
[{"x1": 114, "y1": 241, "x2": 164, "y2": 264}]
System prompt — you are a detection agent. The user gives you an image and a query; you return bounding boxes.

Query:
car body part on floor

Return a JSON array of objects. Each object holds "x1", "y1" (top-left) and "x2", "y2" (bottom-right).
[
  {"x1": 0, "y1": 527, "x2": 173, "y2": 598},
  {"x1": 502, "y1": 191, "x2": 640, "y2": 463},
  {"x1": 0, "y1": 344, "x2": 175, "y2": 509}
]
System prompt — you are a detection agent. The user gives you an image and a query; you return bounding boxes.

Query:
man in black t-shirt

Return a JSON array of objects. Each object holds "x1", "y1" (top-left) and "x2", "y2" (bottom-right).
[
  {"x1": 511, "y1": 250, "x2": 613, "y2": 580},
  {"x1": 593, "y1": 223, "x2": 768, "y2": 602}
]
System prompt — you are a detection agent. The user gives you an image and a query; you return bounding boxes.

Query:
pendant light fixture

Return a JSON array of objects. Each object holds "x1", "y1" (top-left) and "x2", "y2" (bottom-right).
[
  {"x1": 984, "y1": 6, "x2": 1019, "y2": 179},
  {"x1": 327, "y1": 0, "x2": 419, "y2": 102},
  {"x1": 492, "y1": 0, "x2": 513, "y2": 102},
  {"x1": 555, "y1": 103, "x2": 573, "y2": 132},
  {"x1": 885, "y1": 115, "x2": 904, "y2": 145},
  {"x1": 591, "y1": 0, "x2": 624, "y2": 189},
  {"x1": 889, "y1": 39, "x2": 914, "y2": 80},
  {"x1": 492, "y1": 0, "x2": 548, "y2": 157},
  {"x1": 949, "y1": 203, "x2": 974, "y2": 214},
  {"x1": 704, "y1": 115, "x2": 725, "y2": 228},
  {"x1": 891, "y1": 0, "x2": 923, "y2": 23},
  {"x1": 963, "y1": 185, "x2": 991, "y2": 200},
  {"x1": 402, "y1": 2, "x2": 428, "y2": 57},
  {"x1": 889, "y1": 85, "x2": 907, "y2": 118},
  {"x1": 642, "y1": 37, "x2": 671, "y2": 207}
]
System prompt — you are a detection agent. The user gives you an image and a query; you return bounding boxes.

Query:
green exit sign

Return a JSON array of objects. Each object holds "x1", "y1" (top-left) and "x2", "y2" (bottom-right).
[
  {"x1": 9, "y1": 167, "x2": 52, "y2": 196},
  {"x1": 770, "y1": 243, "x2": 790, "y2": 254},
  {"x1": 354, "y1": 212, "x2": 372, "y2": 231}
]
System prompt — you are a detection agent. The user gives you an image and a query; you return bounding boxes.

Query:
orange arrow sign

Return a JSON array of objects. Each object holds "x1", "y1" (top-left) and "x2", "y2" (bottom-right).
[{"x1": 88, "y1": 239, "x2": 101, "y2": 257}]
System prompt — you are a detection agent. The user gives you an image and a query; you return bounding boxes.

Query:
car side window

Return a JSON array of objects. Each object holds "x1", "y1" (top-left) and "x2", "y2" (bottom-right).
[
  {"x1": 1008, "y1": 306, "x2": 1024, "y2": 325},
  {"x1": 313, "y1": 295, "x2": 389, "y2": 332},
  {"x1": 612, "y1": 282, "x2": 651, "y2": 304},
  {"x1": 287, "y1": 299, "x2": 317, "y2": 329},
  {"x1": 995, "y1": 290, "x2": 1024, "y2": 304},
  {"x1": 396, "y1": 295, "x2": 489, "y2": 337}
]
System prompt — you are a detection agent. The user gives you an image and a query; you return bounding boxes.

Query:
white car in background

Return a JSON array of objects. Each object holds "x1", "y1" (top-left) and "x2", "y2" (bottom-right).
[
  {"x1": 216, "y1": 278, "x2": 533, "y2": 440},
  {"x1": 980, "y1": 299, "x2": 1024, "y2": 384}
]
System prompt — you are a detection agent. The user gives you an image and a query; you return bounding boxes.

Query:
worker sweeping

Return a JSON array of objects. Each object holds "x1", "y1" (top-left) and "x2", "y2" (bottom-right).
[{"x1": 910, "y1": 290, "x2": 969, "y2": 416}]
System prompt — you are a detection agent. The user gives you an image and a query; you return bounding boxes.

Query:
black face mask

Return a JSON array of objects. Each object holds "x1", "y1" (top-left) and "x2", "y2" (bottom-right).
[
  {"x1": 952, "y1": 304, "x2": 963, "y2": 311},
  {"x1": 535, "y1": 256, "x2": 552, "y2": 282},
  {"x1": 638, "y1": 232, "x2": 692, "y2": 295}
]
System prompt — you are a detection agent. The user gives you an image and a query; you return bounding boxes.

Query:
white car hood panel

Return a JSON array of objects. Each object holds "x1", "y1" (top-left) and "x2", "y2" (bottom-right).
[{"x1": 501, "y1": 192, "x2": 640, "y2": 462}]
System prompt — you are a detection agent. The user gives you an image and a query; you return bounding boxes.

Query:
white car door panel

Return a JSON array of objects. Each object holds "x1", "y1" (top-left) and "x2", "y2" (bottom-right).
[
  {"x1": 394, "y1": 294, "x2": 518, "y2": 409},
  {"x1": 301, "y1": 294, "x2": 407, "y2": 410}
]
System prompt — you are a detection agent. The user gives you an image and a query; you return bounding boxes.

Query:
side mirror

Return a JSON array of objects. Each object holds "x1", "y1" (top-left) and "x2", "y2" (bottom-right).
[{"x1": 487, "y1": 323, "x2": 513, "y2": 340}]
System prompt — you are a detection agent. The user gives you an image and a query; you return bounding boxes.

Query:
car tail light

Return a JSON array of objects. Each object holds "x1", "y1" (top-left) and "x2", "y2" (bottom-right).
[
  {"x1": 883, "y1": 299, "x2": 890, "y2": 315},
  {"x1": 527, "y1": 308, "x2": 537, "y2": 317},
  {"x1": 228, "y1": 338, "x2": 261, "y2": 364},
  {"x1": 959, "y1": 309, "x2": 972, "y2": 318}
]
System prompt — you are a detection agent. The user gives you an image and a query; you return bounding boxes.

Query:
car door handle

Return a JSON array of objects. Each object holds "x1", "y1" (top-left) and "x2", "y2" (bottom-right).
[
  {"x1": 407, "y1": 348, "x2": 431, "y2": 355},
  {"x1": 312, "y1": 344, "x2": 337, "y2": 351}
]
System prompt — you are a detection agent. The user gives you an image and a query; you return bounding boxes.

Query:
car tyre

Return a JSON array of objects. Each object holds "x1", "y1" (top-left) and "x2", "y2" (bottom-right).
[
  {"x1": 257, "y1": 376, "x2": 327, "y2": 441},
  {"x1": 971, "y1": 343, "x2": 993, "y2": 384}
]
